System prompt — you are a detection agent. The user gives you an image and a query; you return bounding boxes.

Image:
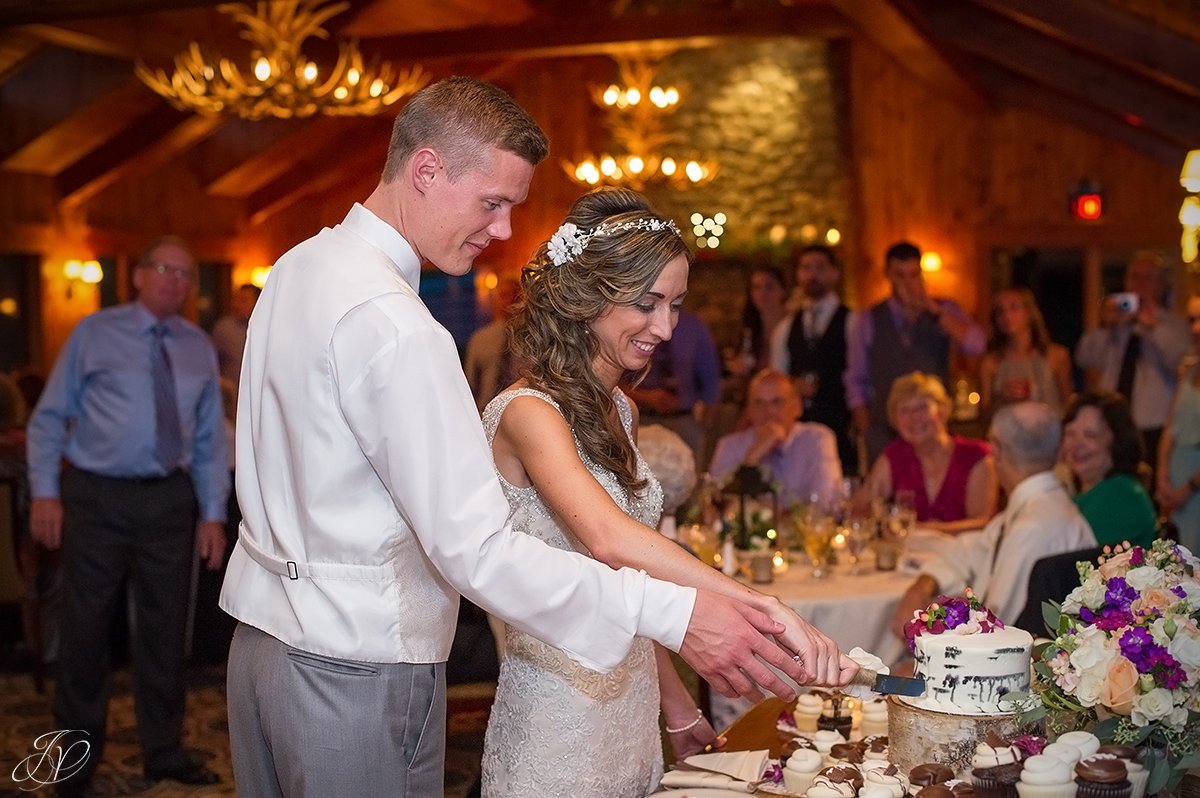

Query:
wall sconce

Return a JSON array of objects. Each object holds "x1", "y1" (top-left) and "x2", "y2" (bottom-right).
[
  {"x1": 249, "y1": 265, "x2": 273, "y2": 288},
  {"x1": 1181, "y1": 196, "x2": 1200, "y2": 265},
  {"x1": 920, "y1": 251, "x2": 943, "y2": 272},
  {"x1": 63, "y1": 259, "x2": 103, "y2": 298},
  {"x1": 1182, "y1": 150, "x2": 1200, "y2": 193}
]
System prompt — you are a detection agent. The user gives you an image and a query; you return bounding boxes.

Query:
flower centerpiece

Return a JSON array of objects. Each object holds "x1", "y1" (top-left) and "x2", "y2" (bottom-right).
[
  {"x1": 902, "y1": 587, "x2": 1002, "y2": 652},
  {"x1": 1018, "y1": 539, "x2": 1200, "y2": 794}
]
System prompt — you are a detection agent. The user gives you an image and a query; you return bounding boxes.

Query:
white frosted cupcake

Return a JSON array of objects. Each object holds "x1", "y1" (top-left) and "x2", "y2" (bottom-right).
[
  {"x1": 784, "y1": 749, "x2": 825, "y2": 796},
  {"x1": 1096, "y1": 746, "x2": 1147, "y2": 798},
  {"x1": 807, "y1": 766, "x2": 863, "y2": 798},
  {"x1": 1044, "y1": 743, "x2": 1083, "y2": 769},
  {"x1": 864, "y1": 763, "x2": 910, "y2": 798},
  {"x1": 1056, "y1": 732, "x2": 1101, "y2": 760},
  {"x1": 861, "y1": 698, "x2": 888, "y2": 736},
  {"x1": 794, "y1": 693, "x2": 824, "y2": 733},
  {"x1": 1016, "y1": 754, "x2": 1078, "y2": 798},
  {"x1": 811, "y1": 729, "x2": 847, "y2": 756}
]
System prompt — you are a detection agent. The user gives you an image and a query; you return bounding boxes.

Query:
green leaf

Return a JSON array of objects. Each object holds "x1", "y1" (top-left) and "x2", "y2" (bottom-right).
[
  {"x1": 1174, "y1": 750, "x2": 1200, "y2": 770},
  {"x1": 1091, "y1": 716, "x2": 1121, "y2": 741},
  {"x1": 1146, "y1": 751, "x2": 1171, "y2": 794},
  {"x1": 1041, "y1": 600, "x2": 1061, "y2": 636}
]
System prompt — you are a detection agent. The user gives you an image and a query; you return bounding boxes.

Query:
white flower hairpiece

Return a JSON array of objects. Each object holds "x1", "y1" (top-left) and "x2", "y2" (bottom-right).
[{"x1": 546, "y1": 217, "x2": 681, "y2": 266}]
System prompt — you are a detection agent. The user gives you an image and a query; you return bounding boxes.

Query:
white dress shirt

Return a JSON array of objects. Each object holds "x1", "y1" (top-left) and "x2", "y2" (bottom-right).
[
  {"x1": 920, "y1": 471, "x2": 1096, "y2": 624},
  {"x1": 220, "y1": 204, "x2": 695, "y2": 668}
]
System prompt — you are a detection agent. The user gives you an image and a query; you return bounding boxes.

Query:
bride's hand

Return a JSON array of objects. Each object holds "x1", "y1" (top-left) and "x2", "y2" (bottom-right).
[
  {"x1": 667, "y1": 713, "x2": 724, "y2": 760},
  {"x1": 762, "y1": 598, "x2": 858, "y2": 687}
]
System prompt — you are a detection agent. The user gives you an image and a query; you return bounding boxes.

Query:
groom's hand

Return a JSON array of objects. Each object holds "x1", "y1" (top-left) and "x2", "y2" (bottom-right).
[{"x1": 679, "y1": 591, "x2": 838, "y2": 701}]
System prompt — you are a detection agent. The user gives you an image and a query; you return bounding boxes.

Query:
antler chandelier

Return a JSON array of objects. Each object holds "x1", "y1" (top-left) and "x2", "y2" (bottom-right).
[
  {"x1": 135, "y1": 0, "x2": 428, "y2": 120},
  {"x1": 564, "y1": 57, "x2": 717, "y2": 191}
]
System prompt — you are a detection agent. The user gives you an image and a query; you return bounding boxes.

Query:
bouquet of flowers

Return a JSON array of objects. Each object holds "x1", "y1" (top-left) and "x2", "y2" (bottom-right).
[
  {"x1": 902, "y1": 587, "x2": 1002, "y2": 653},
  {"x1": 1023, "y1": 539, "x2": 1200, "y2": 793}
]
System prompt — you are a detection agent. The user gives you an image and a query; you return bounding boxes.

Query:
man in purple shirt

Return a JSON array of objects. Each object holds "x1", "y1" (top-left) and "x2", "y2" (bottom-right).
[{"x1": 845, "y1": 241, "x2": 985, "y2": 464}]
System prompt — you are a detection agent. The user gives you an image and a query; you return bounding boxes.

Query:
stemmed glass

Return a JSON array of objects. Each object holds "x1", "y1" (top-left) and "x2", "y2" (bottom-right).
[
  {"x1": 841, "y1": 518, "x2": 871, "y2": 575},
  {"x1": 803, "y1": 516, "x2": 835, "y2": 579}
]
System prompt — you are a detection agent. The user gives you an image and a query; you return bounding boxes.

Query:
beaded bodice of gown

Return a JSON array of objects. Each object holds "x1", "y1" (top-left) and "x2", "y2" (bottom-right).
[{"x1": 480, "y1": 387, "x2": 666, "y2": 798}]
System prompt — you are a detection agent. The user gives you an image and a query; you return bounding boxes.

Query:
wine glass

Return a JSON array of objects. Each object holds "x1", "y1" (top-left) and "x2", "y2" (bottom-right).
[
  {"x1": 803, "y1": 516, "x2": 835, "y2": 579},
  {"x1": 842, "y1": 518, "x2": 871, "y2": 575}
]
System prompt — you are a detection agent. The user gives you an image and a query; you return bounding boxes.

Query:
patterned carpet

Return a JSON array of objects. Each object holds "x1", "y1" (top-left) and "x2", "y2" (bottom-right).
[{"x1": 0, "y1": 667, "x2": 491, "y2": 797}]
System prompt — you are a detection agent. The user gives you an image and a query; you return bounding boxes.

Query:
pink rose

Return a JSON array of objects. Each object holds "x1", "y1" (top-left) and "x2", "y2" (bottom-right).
[
  {"x1": 1096, "y1": 550, "x2": 1133, "y2": 580},
  {"x1": 1131, "y1": 587, "x2": 1179, "y2": 614},
  {"x1": 1098, "y1": 656, "x2": 1139, "y2": 716}
]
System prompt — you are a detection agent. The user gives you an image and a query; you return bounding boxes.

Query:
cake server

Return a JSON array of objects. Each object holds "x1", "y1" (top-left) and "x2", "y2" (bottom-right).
[{"x1": 850, "y1": 668, "x2": 925, "y2": 696}]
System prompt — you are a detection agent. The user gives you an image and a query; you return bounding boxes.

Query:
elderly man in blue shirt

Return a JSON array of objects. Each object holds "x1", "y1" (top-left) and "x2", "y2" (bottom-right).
[{"x1": 27, "y1": 235, "x2": 229, "y2": 795}]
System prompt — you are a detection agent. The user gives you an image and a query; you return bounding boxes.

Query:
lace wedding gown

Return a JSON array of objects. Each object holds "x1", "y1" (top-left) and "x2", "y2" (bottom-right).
[{"x1": 480, "y1": 387, "x2": 666, "y2": 798}]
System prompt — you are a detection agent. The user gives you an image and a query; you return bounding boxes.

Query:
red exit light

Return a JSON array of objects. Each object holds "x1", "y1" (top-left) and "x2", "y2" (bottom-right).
[{"x1": 1072, "y1": 193, "x2": 1103, "y2": 221}]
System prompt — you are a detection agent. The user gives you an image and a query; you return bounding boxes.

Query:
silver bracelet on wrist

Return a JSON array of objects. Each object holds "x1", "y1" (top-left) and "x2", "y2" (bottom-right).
[{"x1": 665, "y1": 709, "x2": 704, "y2": 734}]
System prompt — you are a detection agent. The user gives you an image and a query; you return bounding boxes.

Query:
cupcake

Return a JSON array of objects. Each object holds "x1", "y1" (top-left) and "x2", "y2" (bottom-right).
[
  {"x1": 863, "y1": 763, "x2": 909, "y2": 798},
  {"x1": 946, "y1": 779, "x2": 977, "y2": 798},
  {"x1": 818, "y1": 694, "x2": 855, "y2": 738},
  {"x1": 1016, "y1": 754, "x2": 1078, "y2": 798},
  {"x1": 1057, "y1": 732, "x2": 1102, "y2": 760},
  {"x1": 783, "y1": 735, "x2": 818, "y2": 758},
  {"x1": 1044, "y1": 743, "x2": 1083, "y2": 769},
  {"x1": 861, "y1": 698, "x2": 889, "y2": 736},
  {"x1": 828, "y1": 742, "x2": 865, "y2": 766},
  {"x1": 811, "y1": 729, "x2": 847, "y2": 757},
  {"x1": 784, "y1": 748, "x2": 825, "y2": 796},
  {"x1": 911, "y1": 764, "x2": 957, "y2": 787},
  {"x1": 807, "y1": 765, "x2": 863, "y2": 798},
  {"x1": 919, "y1": 786, "x2": 958, "y2": 798},
  {"x1": 971, "y1": 733, "x2": 1025, "y2": 798},
  {"x1": 862, "y1": 743, "x2": 890, "y2": 769},
  {"x1": 1095, "y1": 746, "x2": 1147, "y2": 798},
  {"x1": 1074, "y1": 755, "x2": 1130, "y2": 798},
  {"x1": 794, "y1": 693, "x2": 825, "y2": 733}
]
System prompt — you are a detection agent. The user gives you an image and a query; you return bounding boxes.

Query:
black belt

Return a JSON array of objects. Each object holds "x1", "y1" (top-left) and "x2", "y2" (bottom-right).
[{"x1": 71, "y1": 465, "x2": 187, "y2": 484}]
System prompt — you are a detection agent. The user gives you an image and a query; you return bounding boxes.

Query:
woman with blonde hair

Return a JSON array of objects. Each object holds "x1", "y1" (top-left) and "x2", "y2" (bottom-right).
[
  {"x1": 863, "y1": 371, "x2": 998, "y2": 533},
  {"x1": 480, "y1": 187, "x2": 853, "y2": 797}
]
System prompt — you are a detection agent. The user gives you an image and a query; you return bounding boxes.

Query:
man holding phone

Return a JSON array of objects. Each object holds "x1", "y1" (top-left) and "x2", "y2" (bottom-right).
[{"x1": 1076, "y1": 252, "x2": 1189, "y2": 480}]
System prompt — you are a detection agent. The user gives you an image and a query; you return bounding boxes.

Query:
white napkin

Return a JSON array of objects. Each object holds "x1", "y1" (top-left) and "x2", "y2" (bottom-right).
[
  {"x1": 683, "y1": 749, "x2": 770, "y2": 783},
  {"x1": 658, "y1": 768, "x2": 757, "y2": 792},
  {"x1": 844, "y1": 647, "x2": 889, "y2": 700}
]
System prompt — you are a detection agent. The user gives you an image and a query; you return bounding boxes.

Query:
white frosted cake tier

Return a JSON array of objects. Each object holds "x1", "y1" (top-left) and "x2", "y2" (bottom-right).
[{"x1": 909, "y1": 625, "x2": 1033, "y2": 714}]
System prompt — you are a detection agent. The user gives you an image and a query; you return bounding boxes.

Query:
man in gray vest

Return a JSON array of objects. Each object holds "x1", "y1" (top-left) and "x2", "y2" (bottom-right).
[{"x1": 845, "y1": 241, "x2": 985, "y2": 464}]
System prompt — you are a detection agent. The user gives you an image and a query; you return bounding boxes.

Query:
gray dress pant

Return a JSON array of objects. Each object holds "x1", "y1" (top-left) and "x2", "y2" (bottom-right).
[{"x1": 227, "y1": 623, "x2": 446, "y2": 797}]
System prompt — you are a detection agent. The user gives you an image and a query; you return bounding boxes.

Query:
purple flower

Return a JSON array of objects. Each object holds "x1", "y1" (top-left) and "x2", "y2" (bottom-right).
[
  {"x1": 1096, "y1": 607, "x2": 1134, "y2": 630},
  {"x1": 1130, "y1": 548, "x2": 1145, "y2": 566},
  {"x1": 1120, "y1": 627, "x2": 1154, "y2": 663},
  {"x1": 1105, "y1": 577, "x2": 1138, "y2": 611},
  {"x1": 1080, "y1": 607, "x2": 1098, "y2": 624},
  {"x1": 1173, "y1": 585, "x2": 1187, "y2": 599},
  {"x1": 764, "y1": 763, "x2": 784, "y2": 784},
  {"x1": 1012, "y1": 736, "x2": 1047, "y2": 757},
  {"x1": 944, "y1": 599, "x2": 970, "y2": 628}
]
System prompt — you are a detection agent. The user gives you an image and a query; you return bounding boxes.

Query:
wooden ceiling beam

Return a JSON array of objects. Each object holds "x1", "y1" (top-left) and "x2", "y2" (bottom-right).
[
  {"x1": 0, "y1": 30, "x2": 45, "y2": 82},
  {"x1": 4, "y1": 77, "x2": 161, "y2": 175},
  {"x1": 245, "y1": 120, "x2": 392, "y2": 227},
  {"x1": 971, "y1": 60, "x2": 1186, "y2": 167},
  {"x1": 56, "y1": 107, "x2": 225, "y2": 207},
  {"x1": 0, "y1": 0, "x2": 228, "y2": 26},
  {"x1": 206, "y1": 116, "x2": 358, "y2": 197},
  {"x1": 968, "y1": 0, "x2": 1200, "y2": 100},
  {"x1": 828, "y1": 0, "x2": 985, "y2": 111},
  {"x1": 923, "y1": 3, "x2": 1200, "y2": 148},
  {"x1": 359, "y1": 4, "x2": 853, "y2": 62}
]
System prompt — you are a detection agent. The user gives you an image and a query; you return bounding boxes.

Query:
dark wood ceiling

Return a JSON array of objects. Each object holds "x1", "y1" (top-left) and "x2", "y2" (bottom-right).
[{"x1": 1, "y1": 0, "x2": 1197, "y2": 231}]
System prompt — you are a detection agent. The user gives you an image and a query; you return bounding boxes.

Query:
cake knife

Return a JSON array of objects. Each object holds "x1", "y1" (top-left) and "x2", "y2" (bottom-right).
[{"x1": 850, "y1": 668, "x2": 925, "y2": 696}]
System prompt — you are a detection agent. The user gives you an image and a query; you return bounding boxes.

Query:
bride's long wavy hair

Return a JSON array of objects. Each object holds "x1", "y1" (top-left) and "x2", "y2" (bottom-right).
[{"x1": 509, "y1": 187, "x2": 691, "y2": 496}]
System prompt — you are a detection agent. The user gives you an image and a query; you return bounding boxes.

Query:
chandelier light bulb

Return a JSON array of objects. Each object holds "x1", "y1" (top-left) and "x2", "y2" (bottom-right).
[
  {"x1": 254, "y1": 56, "x2": 272, "y2": 81},
  {"x1": 347, "y1": 67, "x2": 361, "y2": 86},
  {"x1": 625, "y1": 88, "x2": 640, "y2": 105},
  {"x1": 628, "y1": 156, "x2": 645, "y2": 174},
  {"x1": 714, "y1": 212, "x2": 727, "y2": 225},
  {"x1": 660, "y1": 158, "x2": 677, "y2": 176},
  {"x1": 685, "y1": 161, "x2": 704, "y2": 182},
  {"x1": 665, "y1": 87, "x2": 679, "y2": 105},
  {"x1": 369, "y1": 79, "x2": 386, "y2": 97},
  {"x1": 1181, "y1": 150, "x2": 1200, "y2": 192},
  {"x1": 64, "y1": 260, "x2": 83, "y2": 280},
  {"x1": 826, "y1": 228, "x2": 843, "y2": 246},
  {"x1": 80, "y1": 261, "x2": 104, "y2": 284},
  {"x1": 600, "y1": 156, "x2": 617, "y2": 176},
  {"x1": 302, "y1": 62, "x2": 318, "y2": 82}
]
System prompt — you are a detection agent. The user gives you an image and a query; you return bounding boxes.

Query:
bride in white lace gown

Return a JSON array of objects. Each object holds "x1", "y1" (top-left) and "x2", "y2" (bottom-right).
[{"x1": 479, "y1": 188, "x2": 856, "y2": 797}]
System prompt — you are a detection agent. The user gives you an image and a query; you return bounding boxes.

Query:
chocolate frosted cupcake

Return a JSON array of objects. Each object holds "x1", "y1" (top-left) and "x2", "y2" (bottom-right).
[
  {"x1": 817, "y1": 693, "x2": 855, "y2": 738},
  {"x1": 784, "y1": 735, "x2": 818, "y2": 758},
  {"x1": 829, "y1": 742, "x2": 866, "y2": 765},
  {"x1": 1074, "y1": 755, "x2": 1130, "y2": 798},
  {"x1": 946, "y1": 779, "x2": 977, "y2": 798},
  {"x1": 971, "y1": 732, "x2": 1025, "y2": 798},
  {"x1": 807, "y1": 765, "x2": 863, "y2": 798},
  {"x1": 911, "y1": 764, "x2": 957, "y2": 787},
  {"x1": 863, "y1": 763, "x2": 910, "y2": 798},
  {"x1": 1096, "y1": 746, "x2": 1147, "y2": 798}
]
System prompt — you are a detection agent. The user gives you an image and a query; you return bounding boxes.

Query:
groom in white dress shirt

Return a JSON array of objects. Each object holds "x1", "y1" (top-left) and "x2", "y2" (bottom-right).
[{"x1": 220, "y1": 76, "x2": 851, "y2": 797}]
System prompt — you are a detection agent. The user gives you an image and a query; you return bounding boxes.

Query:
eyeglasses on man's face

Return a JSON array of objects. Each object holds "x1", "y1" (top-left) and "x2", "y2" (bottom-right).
[{"x1": 141, "y1": 261, "x2": 195, "y2": 280}]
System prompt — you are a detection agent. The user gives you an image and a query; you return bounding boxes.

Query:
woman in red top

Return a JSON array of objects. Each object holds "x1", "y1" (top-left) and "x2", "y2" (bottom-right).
[{"x1": 863, "y1": 371, "x2": 998, "y2": 534}]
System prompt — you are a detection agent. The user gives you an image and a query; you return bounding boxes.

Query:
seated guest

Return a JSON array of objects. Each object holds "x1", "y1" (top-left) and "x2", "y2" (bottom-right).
[
  {"x1": 891, "y1": 402, "x2": 1096, "y2": 631},
  {"x1": 863, "y1": 371, "x2": 997, "y2": 533},
  {"x1": 708, "y1": 369, "x2": 842, "y2": 508},
  {"x1": 1061, "y1": 391, "x2": 1157, "y2": 549}
]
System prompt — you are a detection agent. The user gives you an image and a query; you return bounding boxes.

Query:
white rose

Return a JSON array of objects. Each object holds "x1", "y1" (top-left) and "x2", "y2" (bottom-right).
[
  {"x1": 1130, "y1": 688, "x2": 1175, "y2": 726},
  {"x1": 1149, "y1": 617, "x2": 1172, "y2": 646},
  {"x1": 954, "y1": 619, "x2": 982, "y2": 636},
  {"x1": 1167, "y1": 627, "x2": 1200, "y2": 670},
  {"x1": 1166, "y1": 706, "x2": 1189, "y2": 731},
  {"x1": 1079, "y1": 579, "x2": 1107, "y2": 610},
  {"x1": 1179, "y1": 579, "x2": 1200, "y2": 604},
  {"x1": 1069, "y1": 627, "x2": 1115, "y2": 672},
  {"x1": 1125, "y1": 566, "x2": 1166, "y2": 591}
]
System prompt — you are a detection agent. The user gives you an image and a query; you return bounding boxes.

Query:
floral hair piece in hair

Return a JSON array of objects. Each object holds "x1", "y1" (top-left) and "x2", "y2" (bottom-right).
[{"x1": 546, "y1": 218, "x2": 681, "y2": 266}]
